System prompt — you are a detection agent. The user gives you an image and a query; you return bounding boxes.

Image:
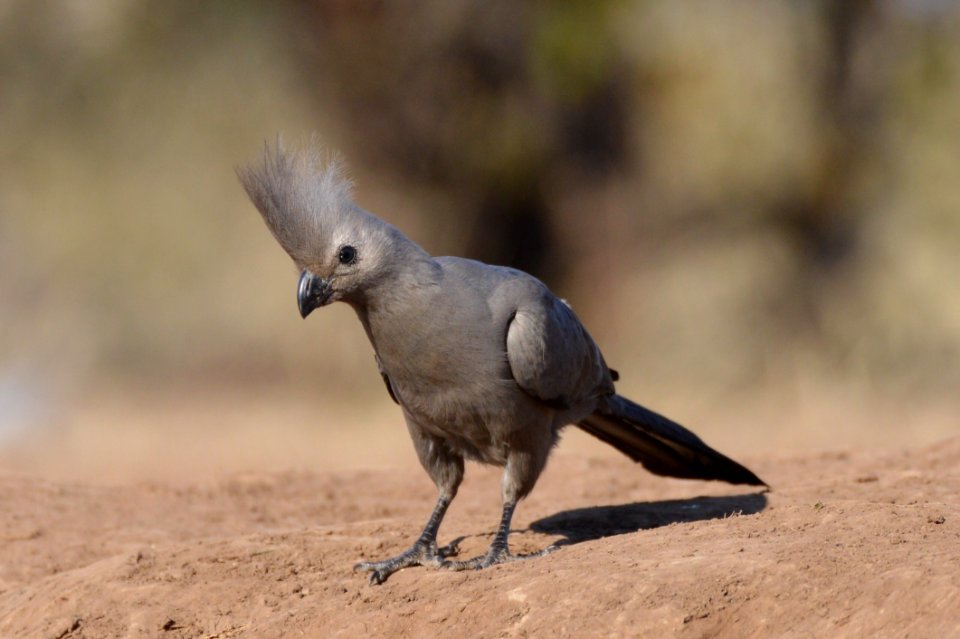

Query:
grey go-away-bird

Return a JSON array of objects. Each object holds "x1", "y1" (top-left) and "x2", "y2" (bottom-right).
[{"x1": 238, "y1": 141, "x2": 765, "y2": 585}]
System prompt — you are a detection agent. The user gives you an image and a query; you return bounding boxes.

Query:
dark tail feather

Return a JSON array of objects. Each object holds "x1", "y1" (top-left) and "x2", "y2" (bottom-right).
[{"x1": 577, "y1": 395, "x2": 766, "y2": 486}]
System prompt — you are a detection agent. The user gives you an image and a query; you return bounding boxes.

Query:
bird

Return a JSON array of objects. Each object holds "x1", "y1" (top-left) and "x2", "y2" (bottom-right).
[{"x1": 238, "y1": 140, "x2": 765, "y2": 585}]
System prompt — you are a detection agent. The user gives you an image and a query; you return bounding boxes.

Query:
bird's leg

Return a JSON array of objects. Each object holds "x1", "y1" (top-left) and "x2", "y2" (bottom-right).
[
  {"x1": 441, "y1": 499, "x2": 555, "y2": 571},
  {"x1": 354, "y1": 493, "x2": 458, "y2": 585}
]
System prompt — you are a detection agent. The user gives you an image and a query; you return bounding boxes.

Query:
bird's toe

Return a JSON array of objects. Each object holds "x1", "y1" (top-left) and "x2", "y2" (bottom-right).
[
  {"x1": 441, "y1": 543, "x2": 558, "y2": 572},
  {"x1": 353, "y1": 541, "x2": 452, "y2": 584}
]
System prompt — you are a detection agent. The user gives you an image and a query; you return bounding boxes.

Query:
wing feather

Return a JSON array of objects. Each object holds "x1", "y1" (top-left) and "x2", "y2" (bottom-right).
[{"x1": 506, "y1": 294, "x2": 613, "y2": 408}]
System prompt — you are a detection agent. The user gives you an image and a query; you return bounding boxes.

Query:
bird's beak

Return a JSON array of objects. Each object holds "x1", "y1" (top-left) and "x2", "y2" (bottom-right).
[{"x1": 297, "y1": 269, "x2": 333, "y2": 318}]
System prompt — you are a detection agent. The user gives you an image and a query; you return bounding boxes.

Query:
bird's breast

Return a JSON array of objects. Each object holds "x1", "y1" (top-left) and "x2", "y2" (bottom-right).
[{"x1": 371, "y1": 325, "x2": 529, "y2": 464}]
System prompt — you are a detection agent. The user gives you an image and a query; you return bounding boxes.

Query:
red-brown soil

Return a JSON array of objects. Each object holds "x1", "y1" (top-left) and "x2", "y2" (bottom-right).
[{"x1": 2, "y1": 436, "x2": 958, "y2": 638}]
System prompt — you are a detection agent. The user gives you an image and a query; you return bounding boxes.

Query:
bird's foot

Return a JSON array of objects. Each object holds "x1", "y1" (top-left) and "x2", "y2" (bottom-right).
[
  {"x1": 354, "y1": 539, "x2": 461, "y2": 585},
  {"x1": 441, "y1": 541, "x2": 557, "y2": 572}
]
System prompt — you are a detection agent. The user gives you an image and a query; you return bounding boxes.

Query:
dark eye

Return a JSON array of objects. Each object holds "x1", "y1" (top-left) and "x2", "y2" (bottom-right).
[{"x1": 337, "y1": 245, "x2": 357, "y2": 265}]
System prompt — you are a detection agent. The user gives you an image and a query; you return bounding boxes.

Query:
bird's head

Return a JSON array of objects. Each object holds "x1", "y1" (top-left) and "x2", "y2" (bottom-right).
[{"x1": 238, "y1": 140, "x2": 411, "y2": 317}]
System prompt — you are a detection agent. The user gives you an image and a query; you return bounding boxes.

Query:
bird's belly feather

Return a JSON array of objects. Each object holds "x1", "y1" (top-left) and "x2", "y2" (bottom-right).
[{"x1": 389, "y1": 368, "x2": 544, "y2": 466}]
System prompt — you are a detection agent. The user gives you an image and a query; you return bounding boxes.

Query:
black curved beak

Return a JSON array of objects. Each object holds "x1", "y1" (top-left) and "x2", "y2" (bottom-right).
[{"x1": 297, "y1": 270, "x2": 333, "y2": 318}]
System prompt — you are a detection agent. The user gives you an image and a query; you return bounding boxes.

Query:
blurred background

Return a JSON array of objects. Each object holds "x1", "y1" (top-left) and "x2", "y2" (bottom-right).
[{"x1": 1, "y1": 0, "x2": 958, "y2": 482}]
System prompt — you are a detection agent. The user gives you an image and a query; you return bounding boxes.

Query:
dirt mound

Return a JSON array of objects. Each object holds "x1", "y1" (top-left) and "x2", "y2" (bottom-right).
[{"x1": 1, "y1": 440, "x2": 958, "y2": 638}]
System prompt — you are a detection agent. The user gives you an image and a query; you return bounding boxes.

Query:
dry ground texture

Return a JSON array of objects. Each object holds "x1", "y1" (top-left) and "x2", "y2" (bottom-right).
[{"x1": 1, "y1": 408, "x2": 959, "y2": 638}]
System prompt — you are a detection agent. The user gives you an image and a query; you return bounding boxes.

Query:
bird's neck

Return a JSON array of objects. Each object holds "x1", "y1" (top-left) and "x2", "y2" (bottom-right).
[{"x1": 348, "y1": 247, "x2": 441, "y2": 358}]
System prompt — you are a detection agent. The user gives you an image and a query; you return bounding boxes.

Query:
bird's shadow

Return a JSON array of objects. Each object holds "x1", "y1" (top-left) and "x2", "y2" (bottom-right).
[{"x1": 527, "y1": 491, "x2": 768, "y2": 547}]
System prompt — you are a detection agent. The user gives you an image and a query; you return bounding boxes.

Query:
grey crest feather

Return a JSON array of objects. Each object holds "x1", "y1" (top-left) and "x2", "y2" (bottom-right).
[{"x1": 237, "y1": 139, "x2": 356, "y2": 268}]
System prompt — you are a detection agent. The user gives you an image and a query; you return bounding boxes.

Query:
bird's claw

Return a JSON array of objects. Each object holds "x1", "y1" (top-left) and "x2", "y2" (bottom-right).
[
  {"x1": 441, "y1": 542, "x2": 558, "y2": 572},
  {"x1": 354, "y1": 539, "x2": 462, "y2": 585}
]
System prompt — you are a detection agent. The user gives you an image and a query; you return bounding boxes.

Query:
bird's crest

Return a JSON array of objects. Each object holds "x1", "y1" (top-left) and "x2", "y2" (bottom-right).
[{"x1": 237, "y1": 138, "x2": 356, "y2": 268}]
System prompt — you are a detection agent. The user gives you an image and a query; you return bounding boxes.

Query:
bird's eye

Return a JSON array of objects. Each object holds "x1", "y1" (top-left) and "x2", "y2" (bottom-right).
[{"x1": 337, "y1": 245, "x2": 358, "y2": 265}]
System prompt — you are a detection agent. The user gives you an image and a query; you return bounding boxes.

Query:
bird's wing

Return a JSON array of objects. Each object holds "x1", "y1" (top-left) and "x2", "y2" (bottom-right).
[
  {"x1": 375, "y1": 355, "x2": 400, "y2": 405},
  {"x1": 506, "y1": 292, "x2": 614, "y2": 408}
]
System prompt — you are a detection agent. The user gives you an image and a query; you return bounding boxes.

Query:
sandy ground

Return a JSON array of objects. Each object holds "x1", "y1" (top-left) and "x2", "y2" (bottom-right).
[{"x1": 1, "y1": 396, "x2": 959, "y2": 639}]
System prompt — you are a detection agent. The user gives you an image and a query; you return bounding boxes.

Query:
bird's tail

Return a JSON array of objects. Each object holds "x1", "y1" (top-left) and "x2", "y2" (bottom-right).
[{"x1": 577, "y1": 395, "x2": 766, "y2": 486}]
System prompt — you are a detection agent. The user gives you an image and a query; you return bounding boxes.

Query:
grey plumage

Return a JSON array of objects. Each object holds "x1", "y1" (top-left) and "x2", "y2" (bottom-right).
[{"x1": 239, "y1": 141, "x2": 764, "y2": 584}]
